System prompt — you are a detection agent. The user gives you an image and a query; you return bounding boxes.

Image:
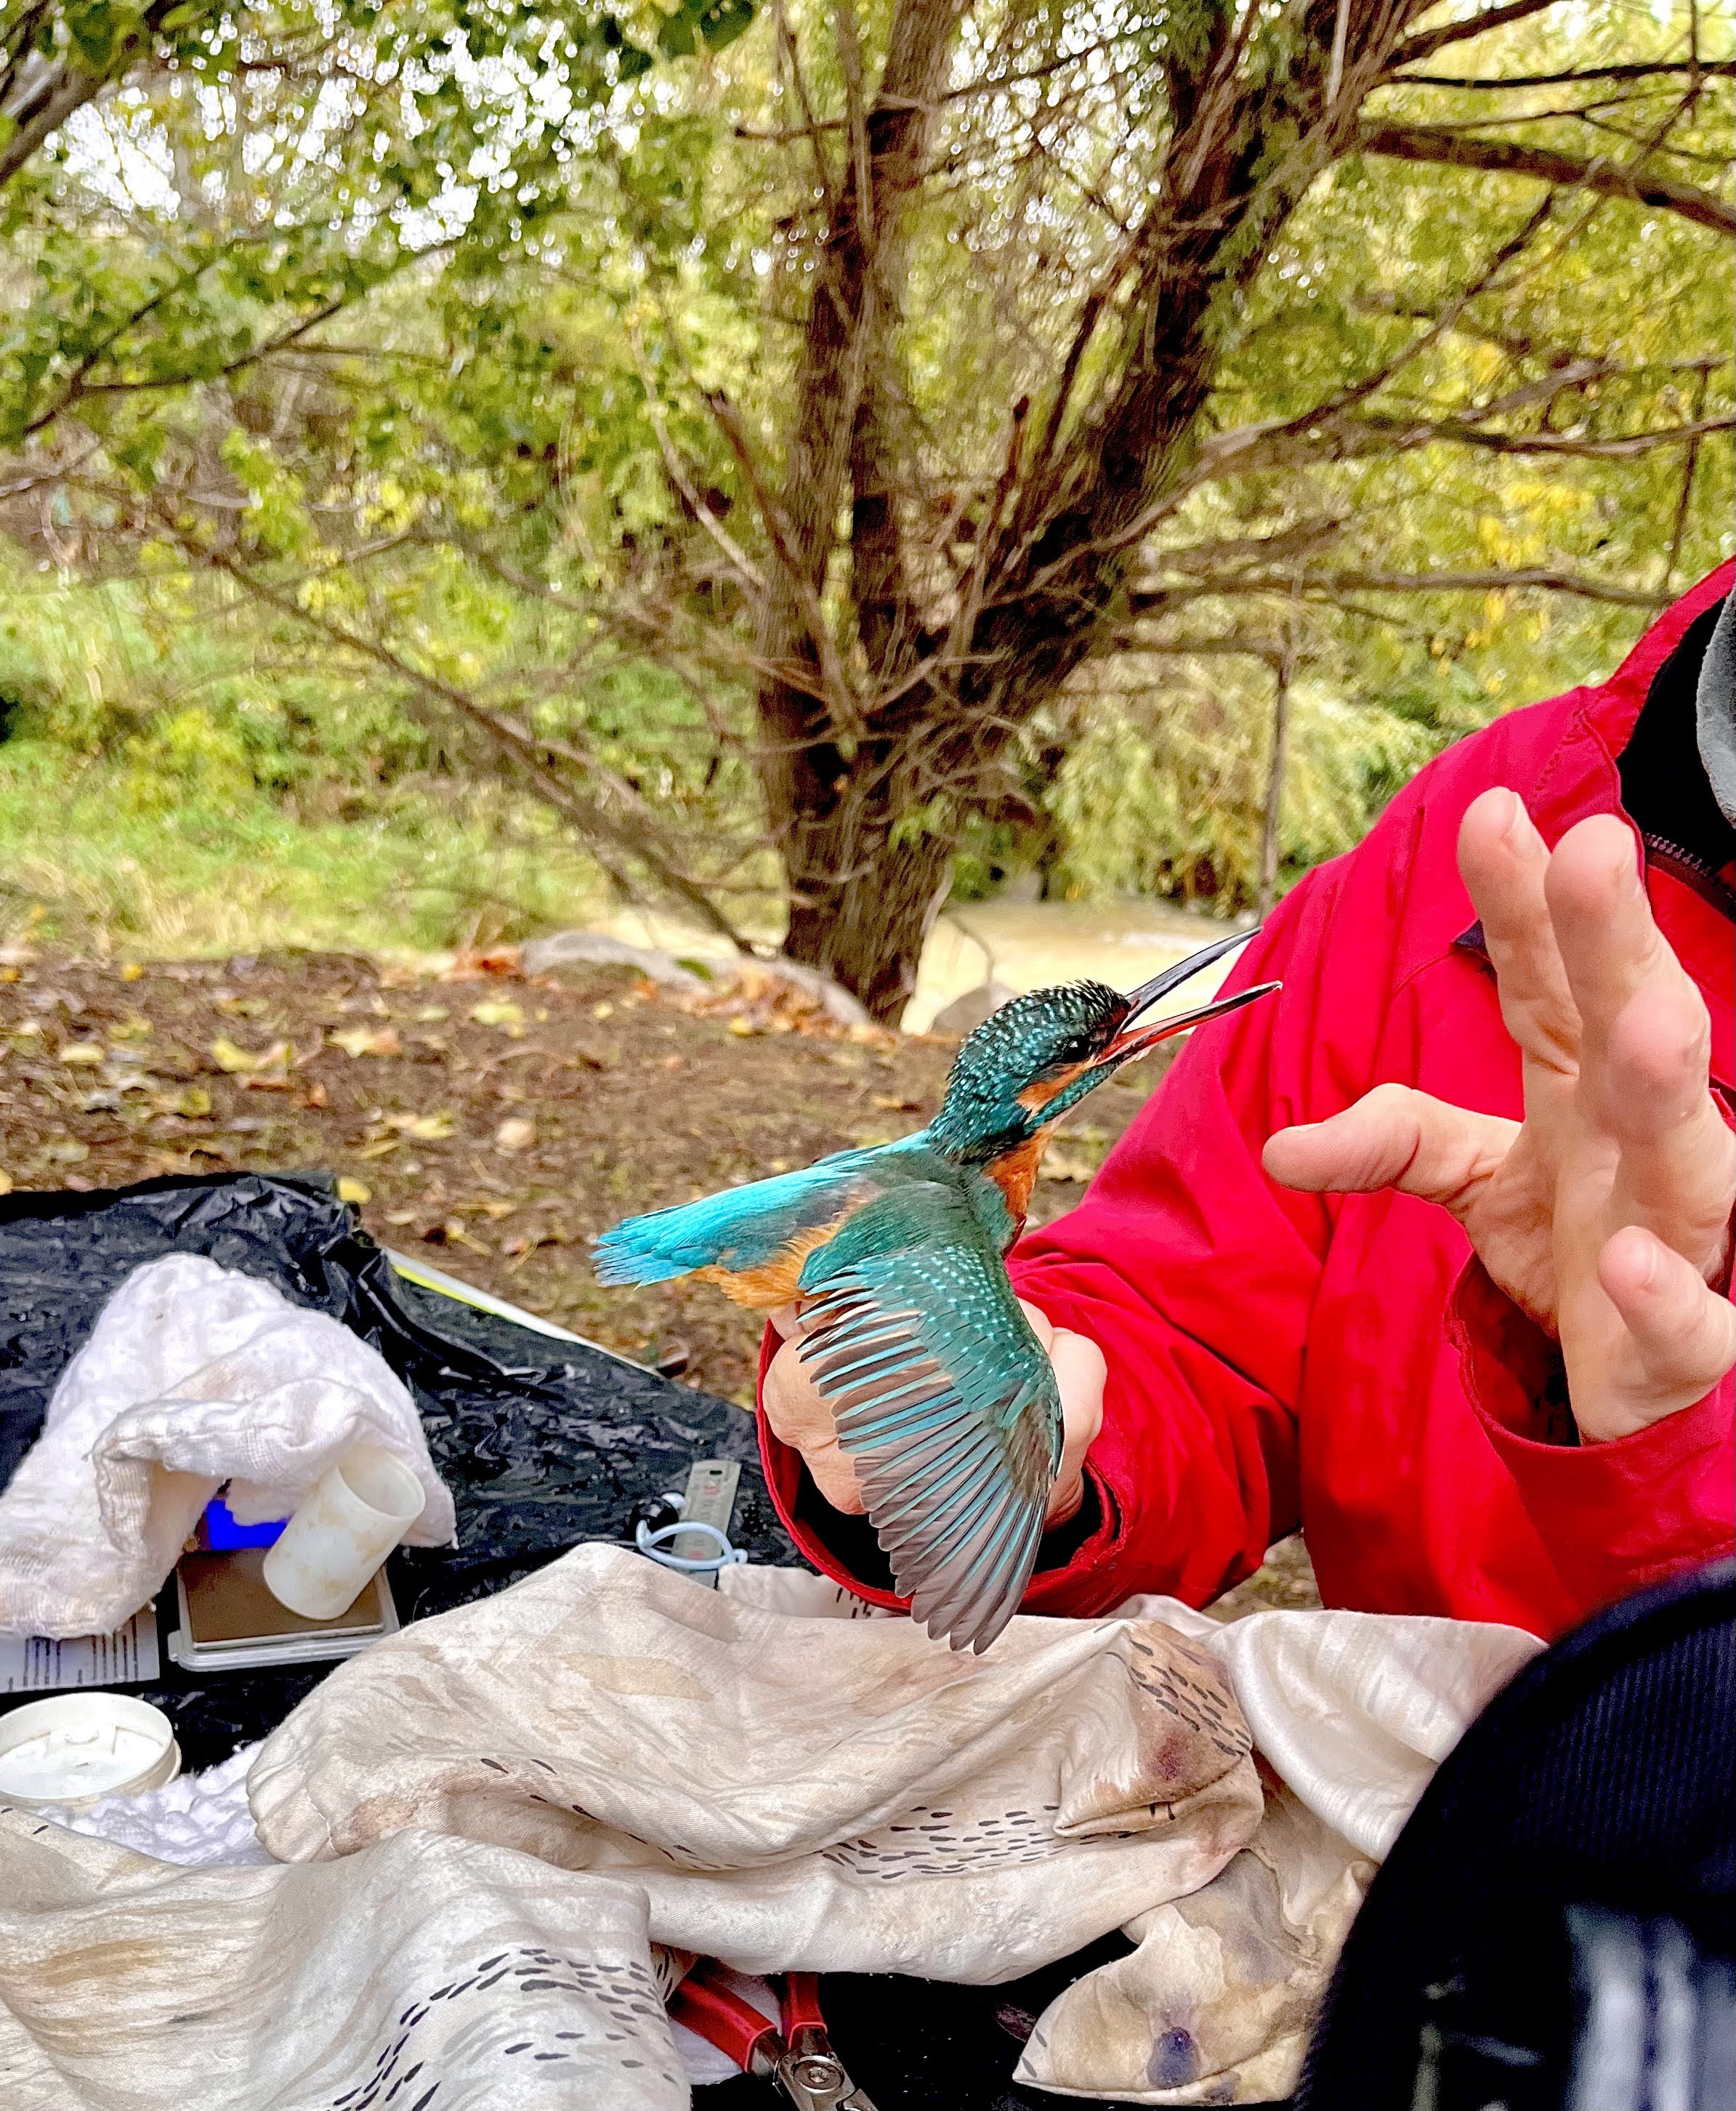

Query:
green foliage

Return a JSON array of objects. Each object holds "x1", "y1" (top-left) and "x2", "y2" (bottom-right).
[{"x1": 0, "y1": 0, "x2": 1729, "y2": 958}]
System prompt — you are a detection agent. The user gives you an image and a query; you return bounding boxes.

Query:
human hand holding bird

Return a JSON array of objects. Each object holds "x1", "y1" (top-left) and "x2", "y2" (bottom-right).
[{"x1": 594, "y1": 929, "x2": 1279, "y2": 1655}]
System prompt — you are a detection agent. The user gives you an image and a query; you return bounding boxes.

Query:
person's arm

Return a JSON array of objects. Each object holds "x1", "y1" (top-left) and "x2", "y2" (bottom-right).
[
  {"x1": 1448, "y1": 1257, "x2": 1733, "y2": 1612},
  {"x1": 1268, "y1": 794, "x2": 1736, "y2": 1615},
  {"x1": 758, "y1": 839, "x2": 1402, "y2": 1613}
]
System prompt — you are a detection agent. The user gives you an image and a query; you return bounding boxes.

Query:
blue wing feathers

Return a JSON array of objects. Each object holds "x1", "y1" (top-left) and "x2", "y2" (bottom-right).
[
  {"x1": 592, "y1": 1145, "x2": 886, "y2": 1285},
  {"x1": 795, "y1": 1189, "x2": 1062, "y2": 1651}
]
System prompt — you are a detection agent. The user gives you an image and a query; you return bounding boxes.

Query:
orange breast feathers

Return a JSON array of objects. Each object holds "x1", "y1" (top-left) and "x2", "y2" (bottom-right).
[
  {"x1": 692, "y1": 1211, "x2": 857, "y2": 1310},
  {"x1": 985, "y1": 1133, "x2": 1046, "y2": 1227}
]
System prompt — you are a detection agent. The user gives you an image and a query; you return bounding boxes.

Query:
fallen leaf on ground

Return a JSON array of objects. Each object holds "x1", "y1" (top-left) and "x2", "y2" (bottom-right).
[
  {"x1": 494, "y1": 1117, "x2": 536, "y2": 1153},
  {"x1": 155, "y1": 1085, "x2": 211, "y2": 1118},
  {"x1": 385, "y1": 1110, "x2": 456, "y2": 1139},
  {"x1": 43, "y1": 1139, "x2": 89, "y2": 1163},
  {"x1": 331, "y1": 1026, "x2": 402, "y2": 1058},
  {"x1": 469, "y1": 1000, "x2": 525, "y2": 1035},
  {"x1": 0, "y1": 1171, "x2": 12, "y2": 1195},
  {"x1": 120, "y1": 963, "x2": 144, "y2": 981},
  {"x1": 871, "y1": 1093, "x2": 924, "y2": 1112},
  {"x1": 59, "y1": 1042, "x2": 106, "y2": 1067},
  {"x1": 210, "y1": 1035, "x2": 290, "y2": 1073},
  {"x1": 337, "y1": 1176, "x2": 371, "y2": 1204},
  {"x1": 356, "y1": 1137, "x2": 401, "y2": 1159}
]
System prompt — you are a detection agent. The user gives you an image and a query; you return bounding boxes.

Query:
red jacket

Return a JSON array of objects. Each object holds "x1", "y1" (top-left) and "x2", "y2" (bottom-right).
[{"x1": 761, "y1": 569, "x2": 1736, "y2": 1639}]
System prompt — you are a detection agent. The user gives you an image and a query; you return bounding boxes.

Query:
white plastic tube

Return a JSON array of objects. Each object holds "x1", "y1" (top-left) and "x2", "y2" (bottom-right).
[{"x1": 262, "y1": 1443, "x2": 424, "y2": 1620}]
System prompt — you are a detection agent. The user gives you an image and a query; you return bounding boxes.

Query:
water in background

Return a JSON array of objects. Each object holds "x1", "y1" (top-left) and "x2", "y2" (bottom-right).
[{"x1": 599, "y1": 895, "x2": 1255, "y2": 1033}]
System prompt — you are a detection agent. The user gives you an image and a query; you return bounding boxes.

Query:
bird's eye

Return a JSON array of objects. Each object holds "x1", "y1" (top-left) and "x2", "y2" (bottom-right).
[{"x1": 1054, "y1": 1033, "x2": 1094, "y2": 1065}]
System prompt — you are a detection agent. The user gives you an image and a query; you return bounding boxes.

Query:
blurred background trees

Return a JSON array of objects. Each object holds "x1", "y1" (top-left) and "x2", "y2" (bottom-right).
[{"x1": 1, "y1": 0, "x2": 1730, "y2": 1018}]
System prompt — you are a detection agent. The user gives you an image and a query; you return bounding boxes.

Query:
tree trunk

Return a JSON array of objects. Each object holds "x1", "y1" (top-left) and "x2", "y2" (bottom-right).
[
  {"x1": 762, "y1": 0, "x2": 1426, "y2": 1021},
  {"x1": 782, "y1": 796, "x2": 953, "y2": 1024},
  {"x1": 756, "y1": 0, "x2": 966, "y2": 1022}
]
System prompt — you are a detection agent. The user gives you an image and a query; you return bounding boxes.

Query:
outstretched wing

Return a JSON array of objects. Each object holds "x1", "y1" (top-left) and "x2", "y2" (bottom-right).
[
  {"x1": 796, "y1": 1183, "x2": 1062, "y2": 1654},
  {"x1": 592, "y1": 1145, "x2": 886, "y2": 1291}
]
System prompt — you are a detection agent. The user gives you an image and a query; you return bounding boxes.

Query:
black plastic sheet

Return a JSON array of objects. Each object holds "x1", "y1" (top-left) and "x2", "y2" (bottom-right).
[
  {"x1": 0, "y1": 1171, "x2": 791, "y2": 1768},
  {"x1": 0, "y1": 1172, "x2": 1224, "y2": 2110}
]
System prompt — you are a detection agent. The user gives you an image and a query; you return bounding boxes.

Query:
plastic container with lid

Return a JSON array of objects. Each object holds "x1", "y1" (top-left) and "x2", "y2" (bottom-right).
[{"x1": 0, "y1": 1692, "x2": 180, "y2": 1810}]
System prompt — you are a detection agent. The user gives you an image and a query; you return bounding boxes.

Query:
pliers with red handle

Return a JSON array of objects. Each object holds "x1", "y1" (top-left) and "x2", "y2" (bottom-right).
[{"x1": 669, "y1": 1963, "x2": 878, "y2": 2110}]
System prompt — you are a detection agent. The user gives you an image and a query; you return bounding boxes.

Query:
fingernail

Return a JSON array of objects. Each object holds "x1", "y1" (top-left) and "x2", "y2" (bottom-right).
[{"x1": 1492, "y1": 788, "x2": 1524, "y2": 845}]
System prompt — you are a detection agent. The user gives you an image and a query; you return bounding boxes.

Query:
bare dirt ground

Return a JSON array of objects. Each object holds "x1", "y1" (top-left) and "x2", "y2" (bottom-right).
[{"x1": 0, "y1": 945, "x2": 1318, "y2": 1611}]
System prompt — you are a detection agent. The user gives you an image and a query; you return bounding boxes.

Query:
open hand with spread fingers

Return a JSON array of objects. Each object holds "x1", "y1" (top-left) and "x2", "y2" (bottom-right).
[{"x1": 1263, "y1": 788, "x2": 1735, "y2": 1444}]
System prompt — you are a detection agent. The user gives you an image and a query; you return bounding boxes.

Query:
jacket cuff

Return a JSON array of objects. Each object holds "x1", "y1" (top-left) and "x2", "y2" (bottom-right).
[
  {"x1": 1450, "y1": 1260, "x2": 1735, "y2": 1610},
  {"x1": 754, "y1": 1322, "x2": 1126, "y2": 1613}
]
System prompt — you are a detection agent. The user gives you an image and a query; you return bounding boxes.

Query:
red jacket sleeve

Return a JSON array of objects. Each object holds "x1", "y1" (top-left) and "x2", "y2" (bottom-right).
[
  {"x1": 757, "y1": 835, "x2": 1400, "y2": 1614},
  {"x1": 1450, "y1": 1259, "x2": 1736, "y2": 1607}
]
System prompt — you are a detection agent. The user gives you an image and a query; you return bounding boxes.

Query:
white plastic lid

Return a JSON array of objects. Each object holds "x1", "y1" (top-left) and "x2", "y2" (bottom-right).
[{"x1": 0, "y1": 1693, "x2": 179, "y2": 1806}]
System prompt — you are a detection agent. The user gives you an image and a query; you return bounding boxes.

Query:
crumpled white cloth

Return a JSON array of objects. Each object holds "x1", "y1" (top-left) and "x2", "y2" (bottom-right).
[
  {"x1": 1013, "y1": 1595, "x2": 1543, "y2": 2103},
  {"x1": 249, "y1": 1545, "x2": 1268, "y2": 1985},
  {"x1": 0, "y1": 1808, "x2": 688, "y2": 2110},
  {"x1": 7, "y1": 1558, "x2": 1545, "y2": 2108},
  {"x1": 0, "y1": 1255, "x2": 455, "y2": 1638},
  {"x1": 1126, "y1": 1595, "x2": 1545, "y2": 1860}
]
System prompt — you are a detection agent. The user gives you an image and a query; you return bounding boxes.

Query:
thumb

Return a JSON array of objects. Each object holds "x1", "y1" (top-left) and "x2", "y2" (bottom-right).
[
  {"x1": 1046, "y1": 1325, "x2": 1106, "y2": 1526},
  {"x1": 1264, "y1": 1082, "x2": 1517, "y2": 1217}
]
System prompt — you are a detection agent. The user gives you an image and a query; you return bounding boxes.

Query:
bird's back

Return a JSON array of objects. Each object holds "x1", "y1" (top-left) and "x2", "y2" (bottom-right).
[{"x1": 592, "y1": 1133, "x2": 966, "y2": 1308}]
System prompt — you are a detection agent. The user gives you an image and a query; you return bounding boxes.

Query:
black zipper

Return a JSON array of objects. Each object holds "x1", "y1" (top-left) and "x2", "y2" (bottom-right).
[{"x1": 1642, "y1": 833, "x2": 1736, "y2": 923}]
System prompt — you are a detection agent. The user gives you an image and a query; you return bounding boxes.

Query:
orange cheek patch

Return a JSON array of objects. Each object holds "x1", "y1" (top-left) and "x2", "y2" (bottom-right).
[{"x1": 1014, "y1": 1062, "x2": 1091, "y2": 1115}]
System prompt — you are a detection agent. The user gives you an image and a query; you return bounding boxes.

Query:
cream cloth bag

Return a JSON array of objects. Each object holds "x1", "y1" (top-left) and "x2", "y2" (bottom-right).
[
  {"x1": 249, "y1": 1544, "x2": 1267, "y2": 1982},
  {"x1": 0, "y1": 1807, "x2": 687, "y2": 2110}
]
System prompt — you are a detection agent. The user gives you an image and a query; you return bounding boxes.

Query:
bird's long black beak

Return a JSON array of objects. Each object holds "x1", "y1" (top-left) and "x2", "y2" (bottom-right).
[{"x1": 1099, "y1": 927, "x2": 1280, "y2": 1063}]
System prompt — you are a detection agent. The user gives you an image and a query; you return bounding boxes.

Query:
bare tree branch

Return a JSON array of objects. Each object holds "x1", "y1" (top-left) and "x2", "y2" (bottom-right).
[
  {"x1": 1129, "y1": 565, "x2": 1674, "y2": 613},
  {"x1": 1392, "y1": 0, "x2": 1570, "y2": 71},
  {"x1": 1397, "y1": 60, "x2": 1736, "y2": 87},
  {"x1": 181, "y1": 538, "x2": 751, "y2": 946},
  {"x1": 1357, "y1": 121, "x2": 1736, "y2": 234}
]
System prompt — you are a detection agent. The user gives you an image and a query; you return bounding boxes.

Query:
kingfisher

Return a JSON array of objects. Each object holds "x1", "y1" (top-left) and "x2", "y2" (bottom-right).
[{"x1": 594, "y1": 929, "x2": 1279, "y2": 1655}]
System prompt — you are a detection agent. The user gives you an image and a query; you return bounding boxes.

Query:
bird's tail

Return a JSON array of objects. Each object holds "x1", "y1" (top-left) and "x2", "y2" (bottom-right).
[{"x1": 592, "y1": 1148, "x2": 882, "y2": 1288}]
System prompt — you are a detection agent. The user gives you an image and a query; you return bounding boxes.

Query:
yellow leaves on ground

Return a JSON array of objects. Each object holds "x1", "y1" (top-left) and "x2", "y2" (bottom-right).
[
  {"x1": 386, "y1": 1110, "x2": 455, "y2": 1140},
  {"x1": 469, "y1": 999, "x2": 525, "y2": 1036},
  {"x1": 155, "y1": 1085, "x2": 211, "y2": 1118},
  {"x1": 1039, "y1": 1150, "x2": 1096, "y2": 1184},
  {"x1": 210, "y1": 1035, "x2": 291, "y2": 1073},
  {"x1": 58, "y1": 1042, "x2": 107, "y2": 1067},
  {"x1": 336, "y1": 1176, "x2": 371, "y2": 1205},
  {"x1": 330, "y1": 1026, "x2": 402, "y2": 1058},
  {"x1": 0, "y1": 1170, "x2": 12, "y2": 1195}
]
